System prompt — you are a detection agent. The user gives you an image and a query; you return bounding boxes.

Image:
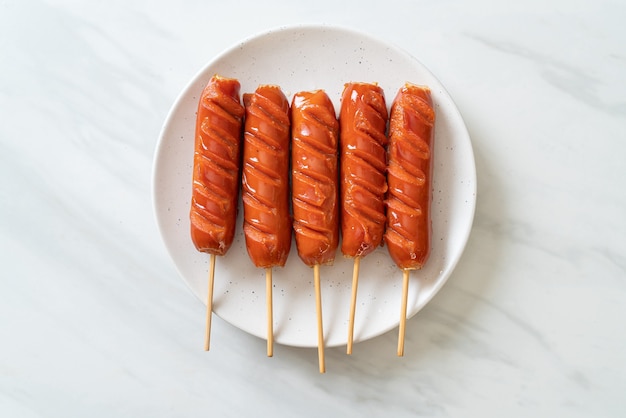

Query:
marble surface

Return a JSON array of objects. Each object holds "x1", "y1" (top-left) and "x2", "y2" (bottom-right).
[{"x1": 1, "y1": 0, "x2": 625, "y2": 416}]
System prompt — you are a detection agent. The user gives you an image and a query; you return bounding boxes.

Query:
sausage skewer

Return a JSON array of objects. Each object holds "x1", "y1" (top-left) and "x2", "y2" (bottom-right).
[
  {"x1": 205, "y1": 254, "x2": 216, "y2": 351},
  {"x1": 347, "y1": 256, "x2": 360, "y2": 354},
  {"x1": 190, "y1": 75, "x2": 245, "y2": 351},
  {"x1": 242, "y1": 85, "x2": 292, "y2": 357},
  {"x1": 339, "y1": 83, "x2": 389, "y2": 354},
  {"x1": 291, "y1": 90, "x2": 340, "y2": 373},
  {"x1": 384, "y1": 83, "x2": 435, "y2": 356},
  {"x1": 265, "y1": 268, "x2": 273, "y2": 355}
]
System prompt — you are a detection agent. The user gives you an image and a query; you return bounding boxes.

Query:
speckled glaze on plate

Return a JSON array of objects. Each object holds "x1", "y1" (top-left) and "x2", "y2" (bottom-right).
[{"x1": 153, "y1": 24, "x2": 476, "y2": 348}]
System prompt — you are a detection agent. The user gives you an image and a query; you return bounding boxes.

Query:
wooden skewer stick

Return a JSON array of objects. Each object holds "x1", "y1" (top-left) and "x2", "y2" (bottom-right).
[
  {"x1": 266, "y1": 267, "x2": 274, "y2": 357},
  {"x1": 204, "y1": 254, "x2": 216, "y2": 351},
  {"x1": 347, "y1": 256, "x2": 361, "y2": 354},
  {"x1": 313, "y1": 264, "x2": 325, "y2": 373},
  {"x1": 397, "y1": 268, "x2": 410, "y2": 356}
]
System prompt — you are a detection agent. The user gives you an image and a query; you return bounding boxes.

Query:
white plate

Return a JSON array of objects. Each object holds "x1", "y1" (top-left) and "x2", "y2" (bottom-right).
[{"x1": 152, "y1": 24, "x2": 476, "y2": 348}]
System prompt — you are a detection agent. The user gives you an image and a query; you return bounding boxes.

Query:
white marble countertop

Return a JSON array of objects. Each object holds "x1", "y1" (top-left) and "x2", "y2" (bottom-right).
[{"x1": 2, "y1": 0, "x2": 625, "y2": 416}]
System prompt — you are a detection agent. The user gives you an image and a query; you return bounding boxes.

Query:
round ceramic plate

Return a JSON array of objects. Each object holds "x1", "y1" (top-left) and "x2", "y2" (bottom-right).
[{"x1": 153, "y1": 24, "x2": 476, "y2": 348}]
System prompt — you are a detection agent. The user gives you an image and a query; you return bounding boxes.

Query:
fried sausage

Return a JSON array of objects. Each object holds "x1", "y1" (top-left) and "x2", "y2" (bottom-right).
[
  {"x1": 291, "y1": 90, "x2": 340, "y2": 267},
  {"x1": 190, "y1": 75, "x2": 244, "y2": 255},
  {"x1": 339, "y1": 82, "x2": 389, "y2": 258},
  {"x1": 242, "y1": 85, "x2": 292, "y2": 268},
  {"x1": 384, "y1": 83, "x2": 435, "y2": 270}
]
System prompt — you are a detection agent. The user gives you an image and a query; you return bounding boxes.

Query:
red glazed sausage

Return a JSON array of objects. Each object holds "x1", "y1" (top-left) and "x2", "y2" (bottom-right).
[
  {"x1": 242, "y1": 85, "x2": 292, "y2": 268},
  {"x1": 291, "y1": 90, "x2": 340, "y2": 267},
  {"x1": 190, "y1": 75, "x2": 244, "y2": 255},
  {"x1": 384, "y1": 83, "x2": 435, "y2": 270},
  {"x1": 339, "y1": 82, "x2": 389, "y2": 258}
]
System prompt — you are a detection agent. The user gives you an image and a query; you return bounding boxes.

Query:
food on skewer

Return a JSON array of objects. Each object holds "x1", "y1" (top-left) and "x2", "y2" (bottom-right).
[
  {"x1": 242, "y1": 85, "x2": 292, "y2": 357},
  {"x1": 339, "y1": 82, "x2": 389, "y2": 354},
  {"x1": 291, "y1": 90, "x2": 340, "y2": 373},
  {"x1": 190, "y1": 75, "x2": 245, "y2": 351},
  {"x1": 384, "y1": 83, "x2": 435, "y2": 356}
]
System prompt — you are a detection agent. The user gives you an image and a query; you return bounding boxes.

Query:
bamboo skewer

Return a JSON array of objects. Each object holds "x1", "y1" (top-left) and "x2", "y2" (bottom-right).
[
  {"x1": 204, "y1": 254, "x2": 216, "y2": 351},
  {"x1": 266, "y1": 268, "x2": 274, "y2": 357},
  {"x1": 397, "y1": 268, "x2": 410, "y2": 356},
  {"x1": 347, "y1": 256, "x2": 361, "y2": 354},
  {"x1": 313, "y1": 264, "x2": 325, "y2": 373}
]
